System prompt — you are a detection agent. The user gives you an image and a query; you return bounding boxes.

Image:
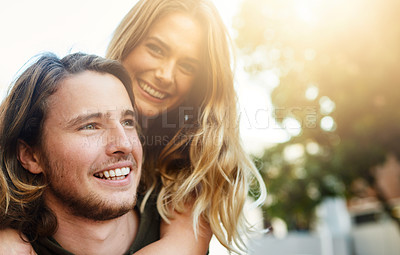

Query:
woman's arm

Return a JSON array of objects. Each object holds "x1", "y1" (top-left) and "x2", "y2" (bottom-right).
[
  {"x1": 133, "y1": 205, "x2": 212, "y2": 255},
  {"x1": 0, "y1": 228, "x2": 36, "y2": 255}
]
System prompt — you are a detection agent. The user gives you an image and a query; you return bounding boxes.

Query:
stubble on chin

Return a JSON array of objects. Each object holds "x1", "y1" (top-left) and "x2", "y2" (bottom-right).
[{"x1": 42, "y1": 153, "x2": 139, "y2": 221}]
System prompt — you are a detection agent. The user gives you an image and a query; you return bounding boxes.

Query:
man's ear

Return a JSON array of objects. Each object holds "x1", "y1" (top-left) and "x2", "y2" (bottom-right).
[{"x1": 17, "y1": 140, "x2": 43, "y2": 174}]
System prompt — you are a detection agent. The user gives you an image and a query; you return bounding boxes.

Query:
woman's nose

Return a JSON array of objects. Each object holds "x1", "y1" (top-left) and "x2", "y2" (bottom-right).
[{"x1": 155, "y1": 60, "x2": 175, "y2": 85}]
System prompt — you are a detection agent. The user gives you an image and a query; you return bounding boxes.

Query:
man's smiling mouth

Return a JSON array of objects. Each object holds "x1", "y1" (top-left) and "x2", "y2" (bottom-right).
[{"x1": 94, "y1": 167, "x2": 131, "y2": 180}]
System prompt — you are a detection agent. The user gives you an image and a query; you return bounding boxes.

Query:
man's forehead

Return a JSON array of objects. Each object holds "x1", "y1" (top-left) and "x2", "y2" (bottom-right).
[
  {"x1": 79, "y1": 107, "x2": 134, "y2": 115},
  {"x1": 45, "y1": 71, "x2": 134, "y2": 123},
  {"x1": 53, "y1": 72, "x2": 131, "y2": 103}
]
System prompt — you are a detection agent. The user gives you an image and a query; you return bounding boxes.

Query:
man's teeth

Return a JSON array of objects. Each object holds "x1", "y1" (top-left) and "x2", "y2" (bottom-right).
[
  {"x1": 138, "y1": 81, "x2": 166, "y2": 99},
  {"x1": 94, "y1": 167, "x2": 130, "y2": 180}
]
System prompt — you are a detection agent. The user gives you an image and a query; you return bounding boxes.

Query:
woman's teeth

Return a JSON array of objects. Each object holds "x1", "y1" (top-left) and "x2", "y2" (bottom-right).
[
  {"x1": 138, "y1": 81, "x2": 166, "y2": 99},
  {"x1": 94, "y1": 167, "x2": 130, "y2": 180}
]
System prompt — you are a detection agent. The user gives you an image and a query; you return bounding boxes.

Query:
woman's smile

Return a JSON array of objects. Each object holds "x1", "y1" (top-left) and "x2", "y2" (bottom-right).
[
  {"x1": 122, "y1": 12, "x2": 203, "y2": 117},
  {"x1": 137, "y1": 79, "x2": 168, "y2": 101}
]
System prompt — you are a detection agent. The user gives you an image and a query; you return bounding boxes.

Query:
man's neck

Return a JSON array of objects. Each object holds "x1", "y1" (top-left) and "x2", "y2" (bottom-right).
[{"x1": 50, "y1": 205, "x2": 138, "y2": 255}]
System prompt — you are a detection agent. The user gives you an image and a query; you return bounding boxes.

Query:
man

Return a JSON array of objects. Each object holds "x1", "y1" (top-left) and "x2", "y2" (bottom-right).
[{"x1": 0, "y1": 53, "x2": 159, "y2": 254}]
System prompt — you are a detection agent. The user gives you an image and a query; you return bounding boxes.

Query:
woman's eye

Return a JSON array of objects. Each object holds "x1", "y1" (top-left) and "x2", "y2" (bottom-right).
[
  {"x1": 180, "y1": 63, "x2": 197, "y2": 75},
  {"x1": 147, "y1": 44, "x2": 164, "y2": 56}
]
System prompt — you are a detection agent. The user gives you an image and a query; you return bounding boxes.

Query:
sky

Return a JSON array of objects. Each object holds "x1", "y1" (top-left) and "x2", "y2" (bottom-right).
[{"x1": 0, "y1": 0, "x2": 289, "y2": 154}]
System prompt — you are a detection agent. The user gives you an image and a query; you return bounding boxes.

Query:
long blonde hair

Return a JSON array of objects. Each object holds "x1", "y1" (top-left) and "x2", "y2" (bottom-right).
[{"x1": 107, "y1": 0, "x2": 266, "y2": 253}]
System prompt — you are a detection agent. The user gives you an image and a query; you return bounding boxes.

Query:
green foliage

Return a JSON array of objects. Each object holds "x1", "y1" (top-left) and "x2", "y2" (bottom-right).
[{"x1": 237, "y1": 0, "x2": 400, "y2": 229}]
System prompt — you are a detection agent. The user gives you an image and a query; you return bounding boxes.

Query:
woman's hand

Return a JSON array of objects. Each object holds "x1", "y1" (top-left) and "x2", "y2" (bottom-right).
[{"x1": 0, "y1": 228, "x2": 36, "y2": 255}]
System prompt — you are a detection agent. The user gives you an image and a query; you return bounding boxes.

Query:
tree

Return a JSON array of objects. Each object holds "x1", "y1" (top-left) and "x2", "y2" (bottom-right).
[{"x1": 236, "y1": 0, "x2": 400, "y2": 229}]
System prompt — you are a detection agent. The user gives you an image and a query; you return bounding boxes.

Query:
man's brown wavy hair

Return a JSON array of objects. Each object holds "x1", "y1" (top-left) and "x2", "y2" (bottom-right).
[{"x1": 0, "y1": 52, "x2": 134, "y2": 241}]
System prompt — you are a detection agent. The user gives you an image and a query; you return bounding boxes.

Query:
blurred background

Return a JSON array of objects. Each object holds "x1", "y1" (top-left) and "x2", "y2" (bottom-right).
[{"x1": 1, "y1": 0, "x2": 400, "y2": 254}]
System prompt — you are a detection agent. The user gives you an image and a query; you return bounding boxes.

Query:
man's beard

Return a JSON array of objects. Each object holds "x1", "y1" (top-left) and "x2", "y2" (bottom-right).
[{"x1": 42, "y1": 154, "x2": 137, "y2": 221}]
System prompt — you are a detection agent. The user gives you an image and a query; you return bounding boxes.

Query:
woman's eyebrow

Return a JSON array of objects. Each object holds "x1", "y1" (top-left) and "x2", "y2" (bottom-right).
[
  {"x1": 147, "y1": 36, "x2": 200, "y2": 64},
  {"x1": 147, "y1": 36, "x2": 171, "y2": 51}
]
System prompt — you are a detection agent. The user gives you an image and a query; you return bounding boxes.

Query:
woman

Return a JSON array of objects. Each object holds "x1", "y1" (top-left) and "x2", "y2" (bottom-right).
[{"x1": 1, "y1": 0, "x2": 266, "y2": 254}]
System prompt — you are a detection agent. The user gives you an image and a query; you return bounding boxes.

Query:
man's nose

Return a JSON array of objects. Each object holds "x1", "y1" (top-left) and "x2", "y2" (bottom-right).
[{"x1": 105, "y1": 123, "x2": 134, "y2": 156}]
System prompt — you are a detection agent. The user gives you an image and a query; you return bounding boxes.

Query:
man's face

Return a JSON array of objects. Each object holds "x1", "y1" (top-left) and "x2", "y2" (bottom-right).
[{"x1": 39, "y1": 71, "x2": 142, "y2": 221}]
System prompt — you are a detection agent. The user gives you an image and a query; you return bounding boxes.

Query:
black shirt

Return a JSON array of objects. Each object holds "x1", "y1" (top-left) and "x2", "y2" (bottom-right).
[{"x1": 32, "y1": 195, "x2": 161, "y2": 255}]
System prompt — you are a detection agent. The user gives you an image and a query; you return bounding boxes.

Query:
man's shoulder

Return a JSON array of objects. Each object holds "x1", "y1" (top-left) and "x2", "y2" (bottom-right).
[
  {"x1": 32, "y1": 236, "x2": 73, "y2": 255},
  {"x1": 127, "y1": 197, "x2": 161, "y2": 253},
  {"x1": 32, "y1": 203, "x2": 161, "y2": 255}
]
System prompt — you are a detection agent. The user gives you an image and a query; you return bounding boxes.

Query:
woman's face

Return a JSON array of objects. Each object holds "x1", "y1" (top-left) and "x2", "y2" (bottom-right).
[{"x1": 123, "y1": 12, "x2": 204, "y2": 117}]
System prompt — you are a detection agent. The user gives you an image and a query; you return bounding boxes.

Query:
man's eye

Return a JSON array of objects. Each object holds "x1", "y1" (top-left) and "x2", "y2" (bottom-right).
[
  {"x1": 122, "y1": 119, "x2": 134, "y2": 127},
  {"x1": 80, "y1": 123, "x2": 97, "y2": 130}
]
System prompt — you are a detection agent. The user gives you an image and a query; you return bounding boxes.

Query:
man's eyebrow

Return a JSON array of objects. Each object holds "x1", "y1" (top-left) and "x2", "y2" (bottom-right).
[
  {"x1": 66, "y1": 112, "x2": 103, "y2": 128},
  {"x1": 122, "y1": 109, "x2": 135, "y2": 118},
  {"x1": 65, "y1": 109, "x2": 136, "y2": 129}
]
